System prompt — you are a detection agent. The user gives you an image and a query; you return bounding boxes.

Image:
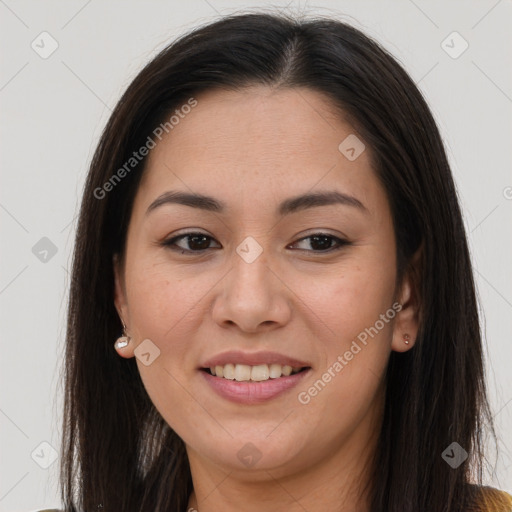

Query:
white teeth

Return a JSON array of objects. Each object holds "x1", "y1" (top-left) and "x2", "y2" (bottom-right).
[
  {"x1": 269, "y1": 364, "x2": 282, "y2": 378},
  {"x1": 223, "y1": 363, "x2": 235, "y2": 380},
  {"x1": 281, "y1": 365, "x2": 292, "y2": 376},
  {"x1": 234, "y1": 364, "x2": 251, "y2": 381},
  {"x1": 207, "y1": 363, "x2": 304, "y2": 381},
  {"x1": 251, "y1": 364, "x2": 269, "y2": 381}
]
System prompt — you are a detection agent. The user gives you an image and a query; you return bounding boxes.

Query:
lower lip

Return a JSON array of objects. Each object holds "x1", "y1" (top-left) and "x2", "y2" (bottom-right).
[{"x1": 200, "y1": 368, "x2": 311, "y2": 405}]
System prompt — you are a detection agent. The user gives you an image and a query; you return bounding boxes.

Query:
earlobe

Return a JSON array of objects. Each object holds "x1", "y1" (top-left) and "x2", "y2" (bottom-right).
[
  {"x1": 114, "y1": 326, "x2": 135, "y2": 358},
  {"x1": 114, "y1": 322, "x2": 134, "y2": 358},
  {"x1": 113, "y1": 254, "x2": 135, "y2": 358},
  {"x1": 391, "y1": 246, "x2": 422, "y2": 353},
  {"x1": 113, "y1": 254, "x2": 127, "y2": 322}
]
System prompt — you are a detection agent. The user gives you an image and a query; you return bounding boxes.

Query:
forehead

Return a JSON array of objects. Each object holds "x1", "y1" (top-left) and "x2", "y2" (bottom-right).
[{"x1": 136, "y1": 86, "x2": 386, "y2": 218}]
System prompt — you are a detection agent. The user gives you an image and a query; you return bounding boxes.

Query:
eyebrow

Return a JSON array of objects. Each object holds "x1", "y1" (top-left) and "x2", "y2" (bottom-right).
[{"x1": 146, "y1": 189, "x2": 368, "y2": 216}]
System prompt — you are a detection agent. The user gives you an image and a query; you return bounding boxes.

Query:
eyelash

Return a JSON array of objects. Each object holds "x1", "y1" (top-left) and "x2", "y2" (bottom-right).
[{"x1": 161, "y1": 232, "x2": 351, "y2": 255}]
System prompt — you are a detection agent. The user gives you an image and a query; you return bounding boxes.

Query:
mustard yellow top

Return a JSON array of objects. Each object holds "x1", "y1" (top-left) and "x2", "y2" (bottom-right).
[
  {"x1": 34, "y1": 486, "x2": 512, "y2": 511},
  {"x1": 469, "y1": 486, "x2": 512, "y2": 511}
]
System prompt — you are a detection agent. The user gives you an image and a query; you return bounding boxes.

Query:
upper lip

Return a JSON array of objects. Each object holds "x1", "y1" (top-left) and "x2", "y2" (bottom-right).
[{"x1": 201, "y1": 350, "x2": 311, "y2": 369}]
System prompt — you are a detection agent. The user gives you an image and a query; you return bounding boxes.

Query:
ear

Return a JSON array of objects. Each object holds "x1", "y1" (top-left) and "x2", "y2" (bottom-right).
[
  {"x1": 113, "y1": 253, "x2": 135, "y2": 358},
  {"x1": 391, "y1": 245, "x2": 422, "y2": 353}
]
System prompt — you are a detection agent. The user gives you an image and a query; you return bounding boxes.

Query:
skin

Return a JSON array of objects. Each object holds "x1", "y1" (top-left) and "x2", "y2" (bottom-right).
[{"x1": 113, "y1": 86, "x2": 420, "y2": 512}]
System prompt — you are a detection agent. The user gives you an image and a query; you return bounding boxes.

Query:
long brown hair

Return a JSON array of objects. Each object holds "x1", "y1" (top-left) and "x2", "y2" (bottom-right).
[{"x1": 60, "y1": 12, "x2": 496, "y2": 511}]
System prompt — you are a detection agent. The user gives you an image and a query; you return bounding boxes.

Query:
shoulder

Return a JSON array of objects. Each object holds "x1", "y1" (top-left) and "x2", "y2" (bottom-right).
[{"x1": 468, "y1": 485, "x2": 512, "y2": 512}]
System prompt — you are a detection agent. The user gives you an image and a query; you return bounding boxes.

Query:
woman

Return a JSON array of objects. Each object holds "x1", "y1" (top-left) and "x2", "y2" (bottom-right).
[{"x1": 44, "y1": 11, "x2": 511, "y2": 512}]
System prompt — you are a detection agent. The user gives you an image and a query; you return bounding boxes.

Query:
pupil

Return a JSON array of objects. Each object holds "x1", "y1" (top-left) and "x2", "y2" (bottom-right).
[
  {"x1": 311, "y1": 235, "x2": 332, "y2": 251},
  {"x1": 190, "y1": 235, "x2": 209, "y2": 250}
]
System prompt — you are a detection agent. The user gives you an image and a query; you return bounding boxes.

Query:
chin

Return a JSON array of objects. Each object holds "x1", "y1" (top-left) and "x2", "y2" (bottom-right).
[{"x1": 188, "y1": 431, "x2": 311, "y2": 475}]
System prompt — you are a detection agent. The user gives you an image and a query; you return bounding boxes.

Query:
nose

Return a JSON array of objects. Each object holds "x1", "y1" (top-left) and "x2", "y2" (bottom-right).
[{"x1": 210, "y1": 248, "x2": 292, "y2": 333}]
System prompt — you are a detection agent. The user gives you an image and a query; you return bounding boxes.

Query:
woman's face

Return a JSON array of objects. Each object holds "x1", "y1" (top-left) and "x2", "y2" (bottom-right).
[{"x1": 114, "y1": 86, "x2": 417, "y2": 479}]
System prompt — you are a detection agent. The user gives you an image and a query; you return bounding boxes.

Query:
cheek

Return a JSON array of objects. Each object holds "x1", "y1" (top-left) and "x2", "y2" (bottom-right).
[
  {"x1": 126, "y1": 256, "x2": 205, "y2": 338},
  {"x1": 124, "y1": 261, "x2": 208, "y2": 422},
  {"x1": 297, "y1": 255, "x2": 396, "y2": 345},
  {"x1": 122, "y1": 262, "x2": 203, "y2": 401},
  {"x1": 294, "y1": 272, "x2": 394, "y2": 443},
  {"x1": 295, "y1": 251, "x2": 396, "y2": 404}
]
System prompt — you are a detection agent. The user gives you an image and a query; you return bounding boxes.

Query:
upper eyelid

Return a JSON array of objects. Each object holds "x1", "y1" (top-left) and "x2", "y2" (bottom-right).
[
  {"x1": 165, "y1": 230, "x2": 346, "y2": 242},
  {"x1": 166, "y1": 227, "x2": 347, "y2": 239}
]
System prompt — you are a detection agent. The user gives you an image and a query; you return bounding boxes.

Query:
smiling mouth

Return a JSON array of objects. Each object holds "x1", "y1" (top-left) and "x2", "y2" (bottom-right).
[{"x1": 201, "y1": 363, "x2": 310, "y2": 382}]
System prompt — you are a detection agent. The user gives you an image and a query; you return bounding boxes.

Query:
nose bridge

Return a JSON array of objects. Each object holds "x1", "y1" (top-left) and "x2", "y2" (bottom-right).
[
  {"x1": 229, "y1": 241, "x2": 274, "y2": 307},
  {"x1": 211, "y1": 239, "x2": 291, "y2": 331}
]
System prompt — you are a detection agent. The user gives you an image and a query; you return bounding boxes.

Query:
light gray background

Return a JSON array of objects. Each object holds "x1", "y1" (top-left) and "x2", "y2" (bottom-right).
[{"x1": 1, "y1": 1, "x2": 511, "y2": 510}]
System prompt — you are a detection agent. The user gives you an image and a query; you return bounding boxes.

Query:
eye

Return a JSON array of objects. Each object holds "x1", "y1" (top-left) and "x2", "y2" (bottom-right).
[
  {"x1": 162, "y1": 232, "x2": 221, "y2": 253},
  {"x1": 162, "y1": 231, "x2": 349, "y2": 255},
  {"x1": 288, "y1": 233, "x2": 350, "y2": 253}
]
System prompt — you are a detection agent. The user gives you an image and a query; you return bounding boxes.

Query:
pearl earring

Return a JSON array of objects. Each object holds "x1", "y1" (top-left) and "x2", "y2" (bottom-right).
[
  {"x1": 403, "y1": 333, "x2": 410, "y2": 345},
  {"x1": 114, "y1": 322, "x2": 131, "y2": 350}
]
